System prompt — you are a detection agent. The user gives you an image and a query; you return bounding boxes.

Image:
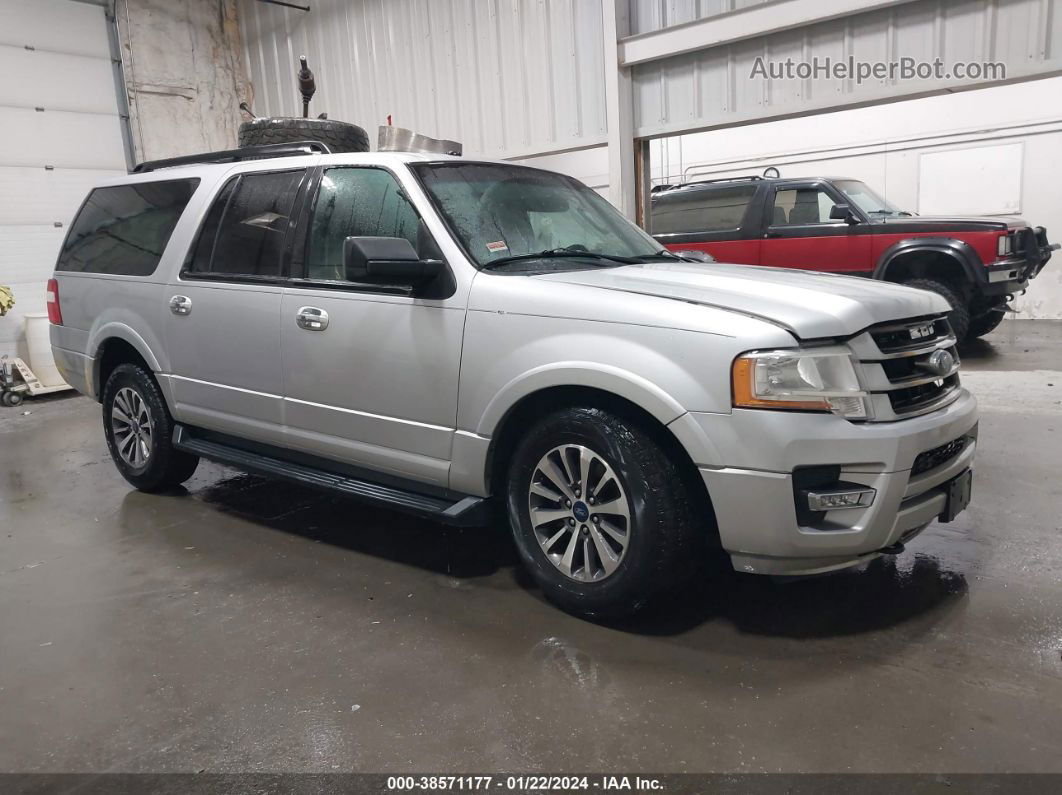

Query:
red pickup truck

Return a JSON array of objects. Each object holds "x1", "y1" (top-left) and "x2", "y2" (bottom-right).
[{"x1": 651, "y1": 173, "x2": 1056, "y2": 341}]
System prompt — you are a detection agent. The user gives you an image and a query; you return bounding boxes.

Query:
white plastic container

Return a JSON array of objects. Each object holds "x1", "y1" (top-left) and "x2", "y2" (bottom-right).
[{"x1": 24, "y1": 313, "x2": 67, "y2": 388}]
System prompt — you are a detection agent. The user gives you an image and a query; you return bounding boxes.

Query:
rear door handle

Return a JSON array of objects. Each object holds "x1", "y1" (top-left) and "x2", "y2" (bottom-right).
[
  {"x1": 169, "y1": 295, "x2": 192, "y2": 315},
  {"x1": 296, "y1": 306, "x2": 329, "y2": 331}
]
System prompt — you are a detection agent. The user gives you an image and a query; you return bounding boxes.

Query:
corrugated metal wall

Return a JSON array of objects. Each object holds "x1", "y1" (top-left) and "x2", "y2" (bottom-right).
[
  {"x1": 238, "y1": 0, "x2": 607, "y2": 158},
  {"x1": 632, "y1": 0, "x2": 1062, "y2": 139},
  {"x1": 629, "y1": 0, "x2": 772, "y2": 36}
]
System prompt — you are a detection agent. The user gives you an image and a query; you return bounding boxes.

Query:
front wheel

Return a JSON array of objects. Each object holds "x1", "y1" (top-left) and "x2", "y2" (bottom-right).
[
  {"x1": 505, "y1": 407, "x2": 700, "y2": 619},
  {"x1": 102, "y1": 364, "x2": 199, "y2": 492},
  {"x1": 967, "y1": 309, "x2": 1006, "y2": 339},
  {"x1": 903, "y1": 278, "x2": 970, "y2": 342}
]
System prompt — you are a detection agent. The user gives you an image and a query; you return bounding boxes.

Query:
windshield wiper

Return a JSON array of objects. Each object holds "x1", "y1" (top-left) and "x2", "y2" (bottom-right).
[{"x1": 482, "y1": 248, "x2": 643, "y2": 270}]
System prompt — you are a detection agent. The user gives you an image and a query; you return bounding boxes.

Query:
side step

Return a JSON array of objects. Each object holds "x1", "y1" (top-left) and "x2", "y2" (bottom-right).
[{"x1": 172, "y1": 425, "x2": 490, "y2": 526}]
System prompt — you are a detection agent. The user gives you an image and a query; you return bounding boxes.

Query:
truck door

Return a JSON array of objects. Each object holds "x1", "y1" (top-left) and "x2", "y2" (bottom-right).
[
  {"x1": 165, "y1": 167, "x2": 309, "y2": 447},
  {"x1": 279, "y1": 166, "x2": 464, "y2": 488},
  {"x1": 760, "y1": 181, "x2": 872, "y2": 273}
]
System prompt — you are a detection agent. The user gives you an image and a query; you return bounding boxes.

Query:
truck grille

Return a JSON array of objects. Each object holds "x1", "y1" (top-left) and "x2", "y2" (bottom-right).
[
  {"x1": 847, "y1": 314, "x2": 963, "y2": 421},
  {"x1": 912, "y1": 436, "x2": 967, "y2": 476}
]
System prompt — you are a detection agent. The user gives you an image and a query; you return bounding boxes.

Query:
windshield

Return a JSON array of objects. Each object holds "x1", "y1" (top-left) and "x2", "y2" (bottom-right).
[
  {"x1": 833, "y1": 179, "x2": 910, "y2": 216},
  {"x1": 411, "y1": 162, "x2": 664, "y2": 268}
]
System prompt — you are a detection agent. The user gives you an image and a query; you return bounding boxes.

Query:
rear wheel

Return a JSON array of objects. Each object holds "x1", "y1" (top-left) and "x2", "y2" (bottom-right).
[
  {"x1": 903, "y1": 278, "x2": 970, "y2": 342},
  {"x1": 505, "y1": 407, "x2": 699, "y2": 619},
  {"x1": 967, "y1": 309, "x2": 1006, "y2": 339},
  {"x1": 102, "y1": 364, "x2": 199, "y2": 492}
]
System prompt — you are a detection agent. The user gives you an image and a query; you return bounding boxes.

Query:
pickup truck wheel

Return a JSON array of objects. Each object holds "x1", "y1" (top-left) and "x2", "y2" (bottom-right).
[
  {"x1": 102, "y1": 364, "x2": 199, "y2": 492},
  {"x1": 903, "y1": 278, "x2": 970, "y2": 341},
  {"x1": 967, "y1": 309, "x2": 1006, "y2": 339},
  {"x1": 505, "y1": 407, "x2": 698, "y2": 619}
]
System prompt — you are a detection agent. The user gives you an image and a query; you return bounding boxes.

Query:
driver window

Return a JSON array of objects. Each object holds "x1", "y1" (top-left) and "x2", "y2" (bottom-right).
[
  {"x1": 306, "y1": 168, "x2": 419, "y2": 281},
  {"x1": 771, "y1": 187, "x2": 837, "y2": 226}
]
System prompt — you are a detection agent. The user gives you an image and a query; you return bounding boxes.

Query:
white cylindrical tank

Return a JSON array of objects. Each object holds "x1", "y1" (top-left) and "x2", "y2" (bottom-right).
[{"x1": 24, "y1": 313, "x2": 67, "y2": 388}]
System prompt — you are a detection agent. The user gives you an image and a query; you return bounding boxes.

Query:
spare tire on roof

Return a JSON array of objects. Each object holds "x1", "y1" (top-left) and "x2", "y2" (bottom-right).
[{"x1": 238, "y1": 117, "x2": 370, "y2": 153}]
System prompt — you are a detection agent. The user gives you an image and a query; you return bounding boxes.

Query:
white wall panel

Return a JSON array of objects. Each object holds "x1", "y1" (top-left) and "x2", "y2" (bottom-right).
[
  {"x1": 238, "y1": 0, "x2": 607, "y2": 159},
  {"x1": 0, "y1": 0, "x2": 125, "y2": 358},
  {"x1": 0, "y1": 45, "x2": 120, "y2": 114},
  {"x1": 633, "y1": 0, "x2": 1062, "y2": 139},
  {"x1": 0, "y1": 0, "x2": 111, "y2": 57}
]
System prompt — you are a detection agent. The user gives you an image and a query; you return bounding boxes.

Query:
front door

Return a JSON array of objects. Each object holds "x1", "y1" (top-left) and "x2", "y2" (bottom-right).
[
  {"x1": 280, "y1": 166, "x2": 465, "y2": 487},
  {"x1": 760, "y1": 182, "x2": 872, "y2": 273},
  {"x1": 165, "y1": 167, "x2": 308, "y2": 446}
]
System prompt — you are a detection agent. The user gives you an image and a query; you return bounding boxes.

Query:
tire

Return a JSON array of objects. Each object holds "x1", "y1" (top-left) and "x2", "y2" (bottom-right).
[
  {"x1": 101, "y1": 364, "x2": 199, "y2": 492},
  {"x1": 903, "y1": 278, "x2": 970, "y2": 342},
  {"x1": 7, "y1": 392, "x2": 23, "y2": 407},
  {"x1": 505, "y1": 407, "x2": 700, "y2": 620},
  {"x1": 238, "y1": 117, "x2": 370, "y2": 153},
  {"x1": 967, "y1": 309, "x2": 1006, "y2": 339}
]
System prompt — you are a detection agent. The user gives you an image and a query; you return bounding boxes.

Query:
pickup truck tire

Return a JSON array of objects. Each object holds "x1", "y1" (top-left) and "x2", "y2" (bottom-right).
[
  {"x1": 505, "y1": 407, "x2": 698, "y2": 620},
  {"x1": 967, "y1": 309, "x2": 1006, "y2": 339},
  {"x1": 903, "y1": 278, "x2": 970, "y2": 342},
  {"x1": 237, "y1": 117, "x2": 370, "y2": 153},
  {"x1": 102, "y1": 364, "x2": 199, "y2": 492}
]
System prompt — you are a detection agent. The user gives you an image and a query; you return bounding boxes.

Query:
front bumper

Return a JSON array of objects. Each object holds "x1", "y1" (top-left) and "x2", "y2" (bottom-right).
[{"x1": 692, "y1": 389, "x2": 979, "y2": 576}]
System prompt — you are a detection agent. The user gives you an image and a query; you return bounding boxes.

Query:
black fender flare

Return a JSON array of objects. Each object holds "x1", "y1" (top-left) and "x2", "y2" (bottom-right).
[{"x1": 873, "y1": 237, "x2": 986, "y2": 284}]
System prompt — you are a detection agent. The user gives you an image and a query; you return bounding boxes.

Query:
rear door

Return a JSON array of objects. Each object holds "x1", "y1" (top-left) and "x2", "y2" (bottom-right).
[
  {"x1": 652, "y1": 183, "x2": 761, "y2": 264},
  {"x1": 759, "y1": 181, "x2": 872, "y2": 273},
  {"x1": 165, "y1": 167, "x2": 309, "y2": 446}
]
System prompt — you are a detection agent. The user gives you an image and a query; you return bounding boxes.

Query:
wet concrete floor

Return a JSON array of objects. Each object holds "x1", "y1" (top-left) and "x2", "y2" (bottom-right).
[{"x1": 1, "y1": 320, "x2": 1060, "y2": 773}]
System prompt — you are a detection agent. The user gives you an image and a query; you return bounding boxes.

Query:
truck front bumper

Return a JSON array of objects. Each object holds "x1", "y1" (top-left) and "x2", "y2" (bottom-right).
[{"x1": 690, "y1": 389, "x2": 978, "y2": 576}]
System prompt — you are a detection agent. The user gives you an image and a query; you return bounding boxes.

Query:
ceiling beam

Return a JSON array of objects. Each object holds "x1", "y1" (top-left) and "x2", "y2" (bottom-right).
[{"x1": 619, "y1": 0, "x2": 922, "y2": 67}]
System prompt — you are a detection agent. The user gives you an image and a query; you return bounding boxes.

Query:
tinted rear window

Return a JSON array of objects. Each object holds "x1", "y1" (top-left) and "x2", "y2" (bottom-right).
[
  {"x1": 56, "y1": 179, "x2": 199, "y2": 276},
  {"x1": 651, "y1": 184, "x2": 757, "y2": 235}
]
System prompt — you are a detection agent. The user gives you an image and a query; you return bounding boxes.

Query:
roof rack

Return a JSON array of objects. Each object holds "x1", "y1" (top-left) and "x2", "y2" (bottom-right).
[
  {"x1": 132, "y1": 141, "x2": 332, "y2": 173},
  {"x1": 652, "y1": 166, "x2": 781, "y2": 194},
  {"x1": 651, "y1": 174, "x2": 767, "y2": 194}
]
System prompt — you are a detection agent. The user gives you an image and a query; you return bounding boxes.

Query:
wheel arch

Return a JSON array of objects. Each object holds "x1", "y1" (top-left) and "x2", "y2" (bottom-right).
[
  {"x1": 91, "y1": 326, "x2": 162, "y2": 403},
  {"x1": 874, "y1": 238, "x2": 984, "y2": 287},
  {"x1": 482, "y1": 383, "x2": 720, "y2": 544}
]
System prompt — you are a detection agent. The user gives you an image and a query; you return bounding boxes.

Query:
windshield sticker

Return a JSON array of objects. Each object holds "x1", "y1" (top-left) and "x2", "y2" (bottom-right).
[{"x1": 486, "y1": 240, "x2": 508, "y2": 253}]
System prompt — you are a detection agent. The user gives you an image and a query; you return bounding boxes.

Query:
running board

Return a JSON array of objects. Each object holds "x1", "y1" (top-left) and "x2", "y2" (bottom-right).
[{"x1": 172, "y1": 425, "x2": 490, "y2": 526}]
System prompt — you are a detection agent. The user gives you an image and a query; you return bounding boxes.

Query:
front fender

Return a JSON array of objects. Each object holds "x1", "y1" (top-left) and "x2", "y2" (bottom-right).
[{"x1": 874, "y1": 237, "x2": 985, "y2": 283}]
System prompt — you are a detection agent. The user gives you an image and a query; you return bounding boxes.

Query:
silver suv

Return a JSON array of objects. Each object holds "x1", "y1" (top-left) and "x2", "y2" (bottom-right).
[{"x1": 48, "y1": 146, "x2": 978, "y2": 618}]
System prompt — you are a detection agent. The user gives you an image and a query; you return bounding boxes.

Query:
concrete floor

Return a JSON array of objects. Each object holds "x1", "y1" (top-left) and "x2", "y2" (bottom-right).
[{"x1": 1, "y1": 320, "x2": 1060, "y2": 774}]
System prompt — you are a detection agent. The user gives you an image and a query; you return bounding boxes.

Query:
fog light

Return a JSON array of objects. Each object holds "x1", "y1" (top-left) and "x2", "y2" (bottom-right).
[{"x1": 805, "y1": 488, "x2": 875, "y2": 511}]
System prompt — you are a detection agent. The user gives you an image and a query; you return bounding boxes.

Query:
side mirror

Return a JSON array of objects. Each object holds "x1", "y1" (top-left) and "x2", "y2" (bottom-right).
[
  {"x1": 675, "y1": 250, "x2": 716, "y2": 263},
  {"x1": 343, "y1": 237, "x2": 444, "y2": 286},
  {"x1": 829, "y1": 203, "x2": 859, "y2": 225}
]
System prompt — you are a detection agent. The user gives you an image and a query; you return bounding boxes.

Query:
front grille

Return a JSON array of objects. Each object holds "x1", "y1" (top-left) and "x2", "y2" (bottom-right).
[
  {"x1": 912, "y1": 436, "x2": 967, "y2": 476},
  {"x1": 849, "y1": 314, "x2": 963, "y2": 421},
  {"x1": 870, "y1": 317, "x2": 951, "y2": 354}
]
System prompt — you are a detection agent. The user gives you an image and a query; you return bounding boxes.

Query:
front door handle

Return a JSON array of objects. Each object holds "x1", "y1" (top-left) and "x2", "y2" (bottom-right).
[
  {"x1": 296, "y1": 306, "x2": 329, "y2": 331},
  {"x1": 169, "y1": 295, "x2": 192, "y2": 315}
]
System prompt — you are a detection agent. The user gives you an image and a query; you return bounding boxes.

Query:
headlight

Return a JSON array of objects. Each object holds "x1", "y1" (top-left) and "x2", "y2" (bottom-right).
[
  {"x1": 732, "y1": 348, "x2": 870, "y2": 419},
  {"x1": 997, "y1": 234, "x2": 1013, "y2": 257}
]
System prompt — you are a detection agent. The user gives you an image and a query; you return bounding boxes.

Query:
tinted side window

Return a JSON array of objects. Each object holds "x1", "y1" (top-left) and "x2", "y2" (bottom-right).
[
  {"x1": 306, "y1": 168, "x2": 420, "y2": 281},
  {"x1": 771, "y1": 187, "x2": 836, "y2": 226},
  {"x1": 651, "y1": 184, "x2": 756, "y2": 235},
  {"x1": 188, "y1": 170, "x2": 304, "y2": 277},
  {"x1": 56, "y1": 179, "x2": 199, "y2": 275}
]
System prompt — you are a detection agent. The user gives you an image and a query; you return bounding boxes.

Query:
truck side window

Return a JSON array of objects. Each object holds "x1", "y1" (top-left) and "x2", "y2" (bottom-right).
[
  {"x1": 57, "y1": 179, "x2": 200, "y2": 276},
  {"x1": 651, "y1": 184, "x2": 756, "y2": 235},
  {"x1": 186, "y1": 170, "x2": 304, "y2": 278},
  {"x1": 306, "y1": 168, "x2": 420, "y2": 281},
  {"x1": 771, "y1": 187, "x2": 837, "y2": 226}
]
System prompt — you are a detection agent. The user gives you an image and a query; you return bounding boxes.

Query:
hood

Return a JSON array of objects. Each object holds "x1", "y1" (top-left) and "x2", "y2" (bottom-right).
[
  {"x1": 873, "y1": 215, "x2": 1025, "y2": 230},
  {"x1": 535, "y1": 262, "x2": 950, "y2": 339}
]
